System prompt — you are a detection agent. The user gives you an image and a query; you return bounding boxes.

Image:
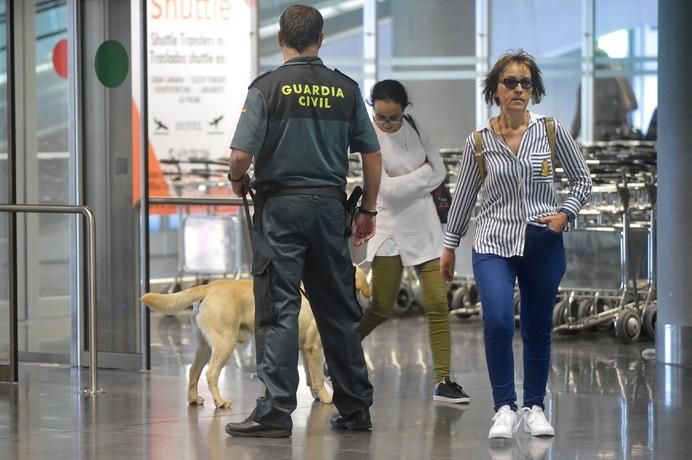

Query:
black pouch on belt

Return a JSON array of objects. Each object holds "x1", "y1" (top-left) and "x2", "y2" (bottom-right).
[
  {"x1": 344, "y1": 186, "x2": 363, "y2": 238},
  {"x1": 249, "y1": 213, "x2": 276, "y2": 325}
]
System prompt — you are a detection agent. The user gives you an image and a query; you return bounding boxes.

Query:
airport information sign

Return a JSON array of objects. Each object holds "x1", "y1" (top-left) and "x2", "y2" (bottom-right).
[{"x1": 133, "y1": 1, "x2": 254, "y2": 212}]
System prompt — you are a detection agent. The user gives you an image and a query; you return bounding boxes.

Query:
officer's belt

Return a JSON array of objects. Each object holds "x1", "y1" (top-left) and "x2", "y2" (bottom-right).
[{"x1": 259, "y1": 185, "x2": 346, "y2": 203}]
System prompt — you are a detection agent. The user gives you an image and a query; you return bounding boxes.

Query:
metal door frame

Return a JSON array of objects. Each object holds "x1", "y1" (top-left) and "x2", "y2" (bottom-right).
[{"x1": 1, "y1": 0, "x2": 19, "y2": 383}]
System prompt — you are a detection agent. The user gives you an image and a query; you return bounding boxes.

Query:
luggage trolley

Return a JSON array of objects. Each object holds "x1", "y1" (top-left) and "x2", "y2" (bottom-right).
[
  {"x1": 159, "y1": 159, "x2": 253, "y2": 293},
  {"x1": 448, "y1": 220, "x2": 482, "y2": 319},
  {"x1": 552, "y1": 180, "x2": 648, "y2": 342},
  {"x1": 552, "y1": 141, "x2": 656, "y2": 344},
  {"x1": 436, "y1": 148, "x2": 484, "y2": 319},
  {"x1": 181, "y1": 213, "x2": 246, "y2": 278},
  {"x1": 638, "y1": 177, "x2": 657, "y2": 339}
]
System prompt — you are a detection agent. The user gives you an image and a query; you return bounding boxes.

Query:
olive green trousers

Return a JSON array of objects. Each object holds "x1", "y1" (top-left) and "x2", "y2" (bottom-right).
[{"x1": 359, "y1": 256, "x2": 451, "y2": 381}]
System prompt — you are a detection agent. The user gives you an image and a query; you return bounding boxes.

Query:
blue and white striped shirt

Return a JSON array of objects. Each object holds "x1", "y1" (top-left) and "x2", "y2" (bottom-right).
[{"x1": 443, "y1": 112, "x2": 592, "y2": 257}]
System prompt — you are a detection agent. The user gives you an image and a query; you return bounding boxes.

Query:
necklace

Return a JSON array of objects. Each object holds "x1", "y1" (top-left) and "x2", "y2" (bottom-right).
[
  {"x1": 495, "y1": 117, "x2": 509, "y2": 145},
  {"x1": 494, "y1": 112, "x2": 529, "y2": 146}
]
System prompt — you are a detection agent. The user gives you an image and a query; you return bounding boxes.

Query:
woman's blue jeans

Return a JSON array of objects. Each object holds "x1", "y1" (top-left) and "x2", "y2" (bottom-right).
[{"x1": 472, "y1": 225, "x2": 566, "y2": 411}]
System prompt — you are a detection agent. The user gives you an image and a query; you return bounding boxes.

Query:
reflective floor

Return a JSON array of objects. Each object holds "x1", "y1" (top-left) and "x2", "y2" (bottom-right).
[{"x1": 1, "y1": 313, "x2": 689, "y2": 459}]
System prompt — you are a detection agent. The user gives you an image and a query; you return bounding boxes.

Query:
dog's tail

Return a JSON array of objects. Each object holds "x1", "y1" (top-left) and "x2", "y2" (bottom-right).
[{"x1": 140, "y1": 284, "x2": 210, "y2": 314}]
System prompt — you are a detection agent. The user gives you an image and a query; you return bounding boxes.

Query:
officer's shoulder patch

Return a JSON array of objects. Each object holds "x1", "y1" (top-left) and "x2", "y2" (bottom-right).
[
  {"x1": 248, "y1": 70, "x2": 273, "y2": 88},
  {"x1": 334, "y1": 68, "x2": 359, "y2": 87}
]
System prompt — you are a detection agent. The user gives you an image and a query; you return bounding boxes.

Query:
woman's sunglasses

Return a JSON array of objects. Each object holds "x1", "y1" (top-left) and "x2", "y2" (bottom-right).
[{"x1": 500, "y1": 77, "x2": 533, "y2": 90}]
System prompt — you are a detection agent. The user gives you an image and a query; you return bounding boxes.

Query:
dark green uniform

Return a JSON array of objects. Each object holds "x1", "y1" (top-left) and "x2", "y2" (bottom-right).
[{"x1": 231, "y1": 56, "x2": 380, "y2": 430}]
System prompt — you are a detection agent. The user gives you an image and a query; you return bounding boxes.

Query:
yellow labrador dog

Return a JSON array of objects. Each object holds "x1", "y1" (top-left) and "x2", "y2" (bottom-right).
[{"x1": 141, "y1": 269, "x2": 371, "y2": 409}]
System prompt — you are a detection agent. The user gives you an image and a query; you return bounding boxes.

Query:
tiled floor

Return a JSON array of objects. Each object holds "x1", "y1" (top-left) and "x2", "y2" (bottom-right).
[{"x1": 0, "y1": 312, "x2": 688, "y2": 459}]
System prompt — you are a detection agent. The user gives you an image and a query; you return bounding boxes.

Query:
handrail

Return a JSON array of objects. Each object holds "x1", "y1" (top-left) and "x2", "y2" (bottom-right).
[
  {"x1": 0, "y1": 204, "x2": 101, "y2": 395},
  {"x1": 148, "y1": 196, "x2": 252, "y2": 206}
]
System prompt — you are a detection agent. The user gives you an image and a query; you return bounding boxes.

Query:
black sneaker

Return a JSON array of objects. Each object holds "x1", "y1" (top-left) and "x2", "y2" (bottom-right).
[{"x1": 433, "y1": 377, "x2": 470, "y2": 403}]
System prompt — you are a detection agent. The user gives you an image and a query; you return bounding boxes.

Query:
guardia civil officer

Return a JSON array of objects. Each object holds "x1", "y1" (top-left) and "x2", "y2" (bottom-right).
[{"x1": 224, "y1": 5, "x2": 382, "y2": 438}]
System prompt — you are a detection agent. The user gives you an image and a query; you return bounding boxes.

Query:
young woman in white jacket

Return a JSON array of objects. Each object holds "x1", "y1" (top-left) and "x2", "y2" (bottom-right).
[{"x1": 358, "y1": 80, "x2": 470, "y2": 404}]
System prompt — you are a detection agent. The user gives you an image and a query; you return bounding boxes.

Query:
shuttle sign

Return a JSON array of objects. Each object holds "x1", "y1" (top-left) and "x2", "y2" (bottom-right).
[{"x1": 146, "y1": 0, "x2": 252, "y2": 169}]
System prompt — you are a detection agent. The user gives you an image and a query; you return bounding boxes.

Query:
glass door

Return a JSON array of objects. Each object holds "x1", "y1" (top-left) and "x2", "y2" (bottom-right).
[
  {"x1": 14, "y1": 0, "x2": 73, "y2": 364},
  {"x1": 1, "y1": 0, "x2": 77, "y2": 374}
]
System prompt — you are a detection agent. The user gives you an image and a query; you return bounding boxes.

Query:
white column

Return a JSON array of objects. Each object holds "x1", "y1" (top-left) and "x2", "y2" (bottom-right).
[
  {"x1": 475, "y1": 0, "x2": 489, "y2": 128},
  {"x1": 363, "y1": 0, "x2": 378, "y2": 100},
  {"x1": 580, "y1": 0, "x2": 595, "y2": 143}
]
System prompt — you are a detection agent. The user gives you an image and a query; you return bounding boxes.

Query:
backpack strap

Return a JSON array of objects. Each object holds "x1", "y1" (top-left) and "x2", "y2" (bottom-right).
[
  {"x1": 403, "y1": 114, "x2": 421, "y2": 139},
  {"x1": 544, "y1": 117, "x2": 557, "y2": 173},
  {"x1": 472, "y1": 131, "x2": 485, "y2": 182}
]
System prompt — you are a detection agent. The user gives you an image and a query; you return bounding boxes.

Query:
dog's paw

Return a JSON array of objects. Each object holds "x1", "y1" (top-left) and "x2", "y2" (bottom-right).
[
  {"x1": 188, "y1": 395, "x2": 205, "y2": 405},
  {"x1": 214, "y1": 398, "x2": 232, "y2": 409},
  {"x1": 315, "y1": 388, "x2": 333, "y2": 404}
]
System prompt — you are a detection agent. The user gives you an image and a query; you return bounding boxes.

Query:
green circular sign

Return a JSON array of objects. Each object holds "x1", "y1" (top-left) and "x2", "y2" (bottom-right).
[{"x1": 94, "y1": 40, "x2": 129, "y2": 88}]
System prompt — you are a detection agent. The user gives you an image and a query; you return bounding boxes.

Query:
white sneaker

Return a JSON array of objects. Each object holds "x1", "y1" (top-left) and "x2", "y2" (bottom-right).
[
  {"x1": 488, "y1": 405, "x2": 517, "y2": 439},
  {"x1": 518, "y1": 405, "x2": 555, "y2": 437}
]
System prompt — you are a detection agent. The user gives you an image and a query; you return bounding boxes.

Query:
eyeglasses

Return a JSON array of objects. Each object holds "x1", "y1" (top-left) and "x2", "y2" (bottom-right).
[
  {"x1": 500, "y1": 77, "x2": 533, "y2": 90},
  {"x1": 373, "y1": 113, "x2": 404, "y2": 127}
]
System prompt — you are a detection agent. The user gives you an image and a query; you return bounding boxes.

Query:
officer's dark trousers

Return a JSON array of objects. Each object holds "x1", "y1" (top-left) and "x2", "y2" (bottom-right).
[{"x1": 250, "y1": 194, "x2": 373, "y2": 430}]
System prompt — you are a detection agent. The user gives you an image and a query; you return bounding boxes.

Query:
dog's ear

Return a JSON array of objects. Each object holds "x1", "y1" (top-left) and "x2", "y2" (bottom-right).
[{"x1": 354, "y1": 267, "x2": 371, "y2": 299}]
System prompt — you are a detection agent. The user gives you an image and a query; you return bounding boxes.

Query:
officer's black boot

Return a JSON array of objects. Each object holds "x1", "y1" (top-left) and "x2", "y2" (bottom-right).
[
  {"x1": 225, "y1": 417, "x2": 291, "y2": 438},
  {"x1": 329, "y1": 409, "x2": 372, "y2": 431}
]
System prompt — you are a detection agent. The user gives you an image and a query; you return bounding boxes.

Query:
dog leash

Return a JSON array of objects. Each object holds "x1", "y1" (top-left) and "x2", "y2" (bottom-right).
[{"x1": 241, "y1": 189, "x2": 255, "y2": 246}]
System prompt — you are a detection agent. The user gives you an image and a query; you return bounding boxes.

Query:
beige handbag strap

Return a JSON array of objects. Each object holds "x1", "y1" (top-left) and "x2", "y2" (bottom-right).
[
  {"x1": 473, "y1": 130, "x2": 485, "y2": 182},
  {"x1": 545, "y1": 117, "x2": 557, "y2": 171}
]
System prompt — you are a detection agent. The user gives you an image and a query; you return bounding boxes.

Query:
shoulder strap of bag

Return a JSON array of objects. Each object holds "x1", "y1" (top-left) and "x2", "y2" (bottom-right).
[
  {"x1": 472, "y1": 131, "x2": 485, "y2": 182},
  {"x1": 544, "y1": 117, "x2": 557, "y2": 171},
  {"x1": 405, "y1": 114, "x2": 433, "y2": 165},
  {"x1": 403, "y1": 114, "x2": 421, "y2": 139}
]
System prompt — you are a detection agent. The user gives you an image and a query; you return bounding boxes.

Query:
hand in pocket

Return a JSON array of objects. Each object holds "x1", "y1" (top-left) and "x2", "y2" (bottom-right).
[{"x1": 538, "y1": 213, "x2": 568, "y2": 234}]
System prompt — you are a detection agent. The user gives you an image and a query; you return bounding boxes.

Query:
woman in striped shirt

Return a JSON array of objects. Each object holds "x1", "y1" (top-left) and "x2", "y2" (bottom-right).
[{"x1": 440, "y1": 50, "x2": 591, "y2": 440}]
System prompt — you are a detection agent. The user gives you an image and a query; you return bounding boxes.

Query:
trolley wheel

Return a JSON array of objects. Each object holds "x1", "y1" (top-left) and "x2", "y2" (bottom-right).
[
  {"x1": 450, "y1": 287, "x2": 465, "y2": 310},
  {"x1": 642, "y1": 301, "x2": 657, "y2": 340},
  {"x1": 467, "y1": 283, "x2": 480, "y2": 306},
  {"x1": 555, "y1": 299, "x2": 581, "y2": 335},
  {"x1": 513, "y1": 293, "x2": 521, "y2": 327},
  {"x1": 615, "y1": 308, "x2": 641, "y2": 344},
  {"x1": 454, "y1": 287, "x2": 475, "y2": 319},
  {"x1": 577, "y1": 299, "x2": 594, "y2": 320},
  {"x1": 411, "y1": 280, "x2": 424, "y2": 308},
  {"x1": 595, "y1": 299, "x2": 615, "y2": 330},
  {"x1": 393, "y1": 285, "x2": 414, "y2": 317},
  {"x1": 447, "y1": 282, "x2": 462, "y2": 307},
  {"x1": 552, "y1": 300, "x2": 569, "y2": 328}
]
